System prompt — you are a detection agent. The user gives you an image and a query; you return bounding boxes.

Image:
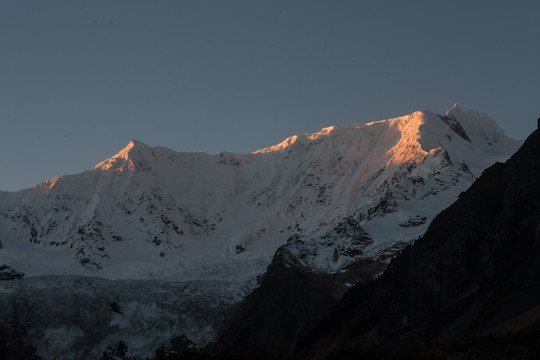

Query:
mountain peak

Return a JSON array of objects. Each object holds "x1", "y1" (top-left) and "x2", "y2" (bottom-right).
[
  {"x1": 446, "y1": 102, "x2": 462, "y2": 115},
  {"x1": 118, "y1": 139, "x2": 149, "y2": 156},
  {"x1": 93, "y1": 139, "x2": 152, "y2": 171},
  {"x1": 127, "y1": 139, "x2": 145, "y2": 148},
  {"x1": 252, "y1": 107, "x2": 521, "y2": 177},
  {"x1": 253, "y1": 126, "x2": 340, "y2": 154}
]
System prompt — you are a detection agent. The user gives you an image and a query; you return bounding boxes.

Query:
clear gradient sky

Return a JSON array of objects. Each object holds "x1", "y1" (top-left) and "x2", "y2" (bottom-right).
[{"x1": 1, "y1": 1, "x2": 539, "y2": 191}]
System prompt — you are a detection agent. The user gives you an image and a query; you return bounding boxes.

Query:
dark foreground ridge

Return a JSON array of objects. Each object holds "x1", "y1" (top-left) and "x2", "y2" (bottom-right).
[
  {"x1": 210, "y1": 219, "x2": 385, "y2": 357},
  {"x1": 294, "y1": 130, "x2": 540, "y2": 359}
]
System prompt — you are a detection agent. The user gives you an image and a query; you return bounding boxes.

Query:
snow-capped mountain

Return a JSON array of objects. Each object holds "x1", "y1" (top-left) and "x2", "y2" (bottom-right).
[{"x1": 0, "y1": 105, "x2": 522, "y2": 359}]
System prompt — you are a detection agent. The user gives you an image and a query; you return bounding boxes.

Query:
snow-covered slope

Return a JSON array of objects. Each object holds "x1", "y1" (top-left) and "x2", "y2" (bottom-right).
[
  {"x1": 0, "y1": 105, "x2": 522, "y2": 358},
  {"x1": 0, "y1": 105, "x2": 520, "y2": 277}
]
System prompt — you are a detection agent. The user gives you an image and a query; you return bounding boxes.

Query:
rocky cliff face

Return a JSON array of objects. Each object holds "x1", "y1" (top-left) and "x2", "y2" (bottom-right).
[{"x1": 296, "y1": 130, "x2": 540, "y2": 360}]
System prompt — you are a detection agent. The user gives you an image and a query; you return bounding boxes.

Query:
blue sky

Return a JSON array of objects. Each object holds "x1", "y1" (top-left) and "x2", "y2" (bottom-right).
[{"x1": 1, "y1": 0, "x2": 539, "y2": 191}]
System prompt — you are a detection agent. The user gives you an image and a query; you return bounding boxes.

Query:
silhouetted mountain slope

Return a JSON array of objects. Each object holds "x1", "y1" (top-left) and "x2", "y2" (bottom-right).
[
  {"x1": 213, "y1": 241, "x2": 384, "y2": 356},
  {"x1": 296, "y1": 129, "x2": 540, "y2": 359}
]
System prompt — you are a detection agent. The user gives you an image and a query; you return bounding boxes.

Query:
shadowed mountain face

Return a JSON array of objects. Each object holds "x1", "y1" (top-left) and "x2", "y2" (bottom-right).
[
  {"x1": 212, "y1": 219, "x2": 386, "y2": 357},
  {"x1": 295, "y1": 130, "x2": 540, "y2": 359}
]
